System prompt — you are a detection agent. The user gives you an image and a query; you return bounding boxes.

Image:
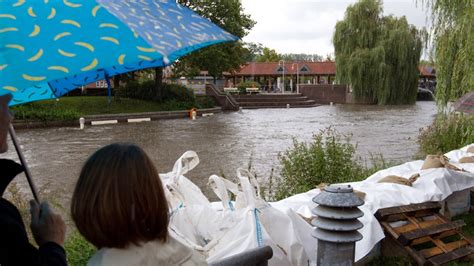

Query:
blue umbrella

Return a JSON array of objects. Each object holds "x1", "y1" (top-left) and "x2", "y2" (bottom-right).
[
  {"x1": 0, "y1": 0, "x2": 238, "y2": 202},
  {"x1": 1, "y1": 0, "x2": 237, "y2": 105}
]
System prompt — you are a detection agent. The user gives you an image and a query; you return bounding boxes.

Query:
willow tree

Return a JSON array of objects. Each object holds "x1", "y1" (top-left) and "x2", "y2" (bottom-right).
[
  {"x1": 424, "y1": 0, "x2": 473, "y2": 106},
  {"x1": 333, "y1": 0, "x2": 426, "y2": 104}
]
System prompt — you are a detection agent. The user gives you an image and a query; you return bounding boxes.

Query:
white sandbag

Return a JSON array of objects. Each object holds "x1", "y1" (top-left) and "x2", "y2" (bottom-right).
[
  {"x1": 206, "y1": 172, "x2": 292, "y2": 265},
  {"x1": 205, "y1": 206, "x2": 292, "y2": 265},
  {"x1": 235, "y1": 169, "x2": 311, "y2": 266},
  {"x1": 169, "y1": 204, "x2": 220, "y2": 246},
  {"x1": 160, "y1": 151, "x2": 210, "y2": 209},
  {"x1": 208, "y1": 174, "x2": 239, "y2": 210}
]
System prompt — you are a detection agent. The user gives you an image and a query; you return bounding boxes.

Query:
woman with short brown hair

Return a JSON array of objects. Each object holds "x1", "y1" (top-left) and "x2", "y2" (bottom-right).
[{"x1": 71, "y1": 143, "x2": 206, "y2": 265}]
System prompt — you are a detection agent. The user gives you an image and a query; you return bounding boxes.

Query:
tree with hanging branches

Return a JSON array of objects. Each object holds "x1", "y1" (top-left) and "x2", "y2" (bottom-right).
[
  {"x1": 333, "y1": 0, "x2": 427, "y2": 104},
  {"x1": 422, "y1": 0, "x2": 473, "y2": 106}
]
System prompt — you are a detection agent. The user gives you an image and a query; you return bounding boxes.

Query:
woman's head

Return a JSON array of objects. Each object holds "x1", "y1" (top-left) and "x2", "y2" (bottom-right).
[{"x1": 71, "y1": 143, "x2": 168, "y2": 249}]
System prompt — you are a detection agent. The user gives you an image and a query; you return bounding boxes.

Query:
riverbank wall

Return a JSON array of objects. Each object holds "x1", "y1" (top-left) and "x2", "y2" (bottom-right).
[
  {"x1": 12, "y1": 107, "x2": 223, "y2": 129},
  {"x1": 299, "y1": 84, "x2": 349, "y2": 104}
]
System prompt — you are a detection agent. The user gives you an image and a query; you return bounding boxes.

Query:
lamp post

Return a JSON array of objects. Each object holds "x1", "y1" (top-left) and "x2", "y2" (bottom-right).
[
  {"x1": 278, "y1": 59, "x2": 285, "y2": 93},
  {"x1": 292, "y1": 63, "x2": 299, "y2": 94}
]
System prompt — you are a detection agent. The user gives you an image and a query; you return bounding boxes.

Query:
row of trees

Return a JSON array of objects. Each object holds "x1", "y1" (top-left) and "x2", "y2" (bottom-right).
[
  {"x1": 172, "y1": 0, "x2": 255, "y2": 84},
  {"x1": 334, "y1": 0, "x2": 472, "y2": 105},
  {"x1": 244, "y1": 43, "x2": 329, "y2": 62},
  {"x1": 425, "y1": 0, "x2": 473, "y2": 106},
  {"x1": 333, "y1": 0, "x2": 426, "y2": 105},
  {"x1": 139, "y1": 0, "x2": 470, "y2": 106}
]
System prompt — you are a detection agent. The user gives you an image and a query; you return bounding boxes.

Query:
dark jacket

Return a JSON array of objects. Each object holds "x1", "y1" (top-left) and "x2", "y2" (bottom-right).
[{"x1": 0, "y1": 159, "x2": 67, "y2": 266}]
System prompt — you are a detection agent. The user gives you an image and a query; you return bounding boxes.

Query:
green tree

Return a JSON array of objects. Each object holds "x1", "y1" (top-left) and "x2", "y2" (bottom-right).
[
  {"x1": 173, "y1": 0, "x2": 255, "y2": 83},
  {"x1": 243, "y1": 42, "x2": 264, "y2": 62},
  {"x1": 423, "y1": 0, "x2": 473, "y2": 106},
  {"x1": 255, "y1": 47, "x2": 282, "y2": 62},
  {"x1": 333, "y1": 0, "x2": 426, "y2": 104},
  {"x1": 280, "y1": 53, "x2": 323, "y2": 62}
]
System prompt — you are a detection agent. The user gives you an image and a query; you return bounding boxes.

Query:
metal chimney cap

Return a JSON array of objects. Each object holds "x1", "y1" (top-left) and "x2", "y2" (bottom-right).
[
  {"x1": 313, "y1": 184, "x2": 364, "y2": 207},
  {"x1": 324, "y1": 184, "x2": 353, "y2": 193}
]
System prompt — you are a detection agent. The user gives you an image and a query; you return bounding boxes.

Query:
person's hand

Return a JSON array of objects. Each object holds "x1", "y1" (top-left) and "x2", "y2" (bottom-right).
[{"x1": 29, "y1": 200, "x2": 66, "y2": 247}]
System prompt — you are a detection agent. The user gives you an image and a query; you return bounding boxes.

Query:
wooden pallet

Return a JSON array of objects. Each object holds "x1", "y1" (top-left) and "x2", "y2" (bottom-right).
[{"x1": 375, "y1": 202, "x2": 474, "y2": 265}]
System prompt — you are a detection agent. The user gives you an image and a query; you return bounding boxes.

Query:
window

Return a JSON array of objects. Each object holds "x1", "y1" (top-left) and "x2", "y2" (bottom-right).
[
  {"x1": 276, "y1": 66, "x2": 284, "y2": 72},
  {"x1": 300, "y1": 66, "x2": 309, "y2": 72}
]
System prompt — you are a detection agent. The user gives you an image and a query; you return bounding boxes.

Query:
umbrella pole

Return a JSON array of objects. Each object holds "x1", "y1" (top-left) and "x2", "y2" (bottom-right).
[
  {"x1": 105, "y1": 72, "x2": 112, "y2": 106},
  {"x1": 8, "y1": 124, "x2": 40, "y2": 203}
]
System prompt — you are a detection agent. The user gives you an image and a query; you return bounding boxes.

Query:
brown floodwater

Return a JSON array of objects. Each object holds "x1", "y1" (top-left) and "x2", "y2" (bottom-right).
[{"x1": 2, "y1": 101, "x2": 437, "y2": 204}]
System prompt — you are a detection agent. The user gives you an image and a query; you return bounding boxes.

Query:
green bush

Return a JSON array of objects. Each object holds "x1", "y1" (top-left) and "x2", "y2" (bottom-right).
[
  {"x1": 195, "y1": 96, "x2": 216, "y2": 109},
  {"x1": 270, "y1": 127, "x2": 388, "y2": 201},
  {"x1": 161, "y1": 83, "x2": 195, "y2": 102},
  {"x1": 417, "y1": 113, "x2": 474, "y2": 156},
  {"x1": 65, "y1": 230, "x2": 96, "y2": 266},
  {"x1": 116, "y1": 81, "x2": 196, "y2": 103},
  {"x1": 12, "y1": 103, "x2": 80, "y2": 121},
  {"x1": 237, "y1": 81, "x2": 258, "y2": 94},
  {"x1": 115, "y1": 80, "x2": 153, "y2": 100}
]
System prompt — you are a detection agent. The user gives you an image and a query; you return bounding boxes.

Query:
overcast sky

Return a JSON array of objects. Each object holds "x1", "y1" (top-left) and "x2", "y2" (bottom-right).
[{"x1": 240, "y1": 0, "x2": 431, "y2": 57}]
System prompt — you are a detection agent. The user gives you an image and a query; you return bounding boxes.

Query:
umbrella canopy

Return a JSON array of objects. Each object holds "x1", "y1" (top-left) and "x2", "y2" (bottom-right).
[
  {"x1": 453, "y1": 91, "x2": 474, "y2": 114},
  {"x1": 0, "y1": 0, "x2": 237, "y2": 105},
  {"x1": 0, "y1": 0, "x2": 238, "y2": 203}
]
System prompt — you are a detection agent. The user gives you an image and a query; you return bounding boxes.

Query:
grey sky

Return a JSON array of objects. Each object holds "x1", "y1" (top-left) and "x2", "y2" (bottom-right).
[{"x1": 241, "y1": 0, "x2": 431, "y2": 57}]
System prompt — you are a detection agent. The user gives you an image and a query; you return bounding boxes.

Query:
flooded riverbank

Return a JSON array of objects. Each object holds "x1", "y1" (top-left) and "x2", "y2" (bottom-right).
[{"x1": 3, "y1": 102, "x2": 437, "y2": 203}]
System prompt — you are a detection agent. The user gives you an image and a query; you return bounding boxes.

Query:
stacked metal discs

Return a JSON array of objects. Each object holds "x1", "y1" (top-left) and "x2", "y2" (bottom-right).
[{"x1": 312, "y1": 184, "x2": 364, "y2": 265}]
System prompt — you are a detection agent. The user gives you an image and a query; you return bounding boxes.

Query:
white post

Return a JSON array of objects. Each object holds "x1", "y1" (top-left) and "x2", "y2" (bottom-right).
[
  {"x1": 292, "y1": 63, "x2": 300, "y2": 94},
  {"x1": 79, "y1": 117, "x2": 85, "y2": 130},
  {"x1": 283, "y1": 60, "x2": 285, "y2": 93},
  {"x1": 279, "y1": 60, "x2": 285, "y2": 94},
  {"x1": 297, "y1": 66, "x2": 299, "y2": 94}
]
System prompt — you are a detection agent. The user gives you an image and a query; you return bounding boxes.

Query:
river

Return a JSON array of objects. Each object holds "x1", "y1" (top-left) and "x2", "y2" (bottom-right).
[{"x1": 2, "y1": 101, "x2": 437, "y2": 203}]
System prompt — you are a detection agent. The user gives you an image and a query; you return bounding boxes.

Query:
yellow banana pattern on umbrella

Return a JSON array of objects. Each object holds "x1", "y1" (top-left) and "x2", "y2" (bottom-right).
[{"x1": 0, "y1": 0, "x2": 237, "y2": 105}]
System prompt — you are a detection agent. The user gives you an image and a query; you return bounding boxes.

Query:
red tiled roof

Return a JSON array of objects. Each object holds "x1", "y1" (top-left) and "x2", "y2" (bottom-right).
[
  {"x1": 226, "y1": 61, "x2": 436, "y2": 77},
  {"x1": 229, "y1": 61, "x2": 336, "y2": 76}
]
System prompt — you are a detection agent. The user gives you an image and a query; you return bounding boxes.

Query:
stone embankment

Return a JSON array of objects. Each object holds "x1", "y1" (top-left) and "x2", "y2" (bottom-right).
[{"x1": 13, "y1": 107, "x2": 222, "y2": 129}]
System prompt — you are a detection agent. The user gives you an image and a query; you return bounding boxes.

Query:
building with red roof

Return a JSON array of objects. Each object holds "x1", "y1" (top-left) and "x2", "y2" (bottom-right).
[
  {"x1": 224, "y1": 61, "x2": 435, "y2": 93},
  {"x1": 224, "y1": 61, "x2": 337, "y2": 92}
]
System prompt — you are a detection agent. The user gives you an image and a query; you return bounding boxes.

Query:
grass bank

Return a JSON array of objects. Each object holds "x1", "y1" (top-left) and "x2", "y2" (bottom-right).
[{"x1": 11, "y1": 96, "x2": 215, "y2": 122}]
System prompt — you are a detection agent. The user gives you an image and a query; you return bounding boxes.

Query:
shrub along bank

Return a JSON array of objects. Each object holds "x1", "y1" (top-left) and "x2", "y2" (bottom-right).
[
  {"x1": 11, "y1": 83, "x2": 215, "y2": 122},
  {"x1": 417, "y1": 113, "x2": 474, "y2": 156},
  {"x1": 265, "y1": 127, "x2": 392, "y2": 201}
]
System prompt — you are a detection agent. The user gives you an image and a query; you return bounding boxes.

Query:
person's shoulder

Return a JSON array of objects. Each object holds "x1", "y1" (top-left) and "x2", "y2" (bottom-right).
[{"x1": 87, "y1": 236, "x2": 208, "y2": 266}]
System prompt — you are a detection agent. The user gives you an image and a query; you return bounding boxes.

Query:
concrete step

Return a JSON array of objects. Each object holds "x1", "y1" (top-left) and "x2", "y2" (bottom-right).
[
  {"x1": 234, "y1": 96, "x2": 310, "y2": 102},
  {"x1": 242, "y1": 104, "x2": 320, "y2": 109},
  {"x1": 234, "y1": 93, "x2": 304, "y2": 99},
  {"x1": 231, "y1": 93, "x2": 319, "y2": 109},
  {"x1": 238, "y1": 100, "x2": 316, "y2": 107}
]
